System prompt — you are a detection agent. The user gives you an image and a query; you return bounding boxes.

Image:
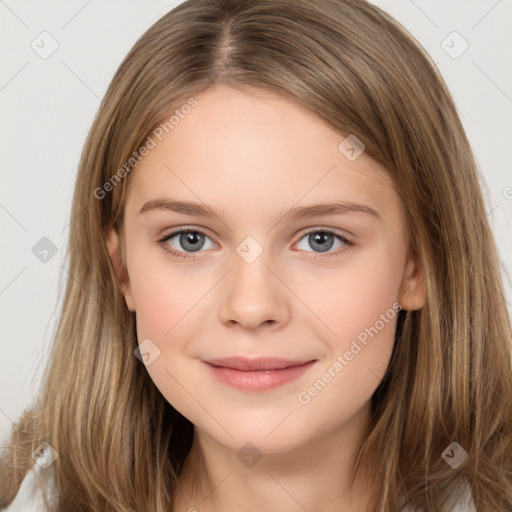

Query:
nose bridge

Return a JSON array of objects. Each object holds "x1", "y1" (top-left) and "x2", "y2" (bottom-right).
[{"x1": 218, "y1": 235, "x2": 289, "y2": 330}]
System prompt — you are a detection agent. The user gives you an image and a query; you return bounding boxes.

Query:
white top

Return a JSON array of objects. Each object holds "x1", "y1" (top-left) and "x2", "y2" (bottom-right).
[
  {"x1": 3, "y1": 465, "x2": 57, "y2": 511},
  {"x1": 3, "y1": 443, "x2": 58, "y2": 512},
  {"x1": 401, "y1": 484, "x2": 477, "y2": 512},
  {"x1": 4, "y1": 450, "x2": 477, "y2": 511}
]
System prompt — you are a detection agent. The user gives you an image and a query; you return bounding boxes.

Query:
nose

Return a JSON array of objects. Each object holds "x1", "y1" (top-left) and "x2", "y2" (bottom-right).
[{"x1": 218, "y1": 250, "x2": 290, "y2": 331}]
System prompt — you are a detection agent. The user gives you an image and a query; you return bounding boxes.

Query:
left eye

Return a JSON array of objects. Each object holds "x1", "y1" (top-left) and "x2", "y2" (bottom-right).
[{"x1": 295, "y1": 229, "x2": 351, "y2": 255}]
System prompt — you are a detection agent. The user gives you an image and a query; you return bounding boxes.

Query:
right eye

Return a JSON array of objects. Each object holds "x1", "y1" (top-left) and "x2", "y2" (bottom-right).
[{"x1": 158, "y1": 228, "x2": 216, "y2": 260}]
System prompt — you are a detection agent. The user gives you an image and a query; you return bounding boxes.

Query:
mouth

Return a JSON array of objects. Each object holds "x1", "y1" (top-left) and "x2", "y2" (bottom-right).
[{"x1": 201, "y1": 357, "x2": 317, "y2": 392}]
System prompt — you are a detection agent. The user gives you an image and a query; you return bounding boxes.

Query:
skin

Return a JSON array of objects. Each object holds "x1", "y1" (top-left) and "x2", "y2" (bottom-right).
[{"x1": 107, "y1": 85, "x2": 426, "y2": 511}]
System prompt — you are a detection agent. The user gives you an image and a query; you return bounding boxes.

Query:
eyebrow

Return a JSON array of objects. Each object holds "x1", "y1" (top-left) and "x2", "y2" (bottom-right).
[{"x1": 138, "y1": 198, "x2": 381, "y2": 221}]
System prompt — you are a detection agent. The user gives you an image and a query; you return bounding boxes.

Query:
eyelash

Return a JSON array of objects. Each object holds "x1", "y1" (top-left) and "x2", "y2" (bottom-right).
[{"x1": 157, "y1": 227, "x2": 354, "y2": 261}]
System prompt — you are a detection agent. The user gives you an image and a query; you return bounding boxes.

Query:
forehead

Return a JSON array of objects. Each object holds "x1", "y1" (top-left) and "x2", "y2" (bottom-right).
[{"x1": 125, "y1": 85, "x2": 400, "y2": 222}]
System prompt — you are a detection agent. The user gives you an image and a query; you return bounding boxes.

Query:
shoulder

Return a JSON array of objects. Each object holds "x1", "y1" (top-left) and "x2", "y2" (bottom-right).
[
  {"x1": 2, "y1": 445, "x2": 58, "y2": 512},
  {"x1": 400, "y1": 483, "x2": 476, "y2": 512}
]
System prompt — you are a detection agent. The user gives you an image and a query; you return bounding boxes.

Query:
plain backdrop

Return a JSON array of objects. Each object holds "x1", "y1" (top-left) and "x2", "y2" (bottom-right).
[{"x1": 1, "y1": 0, "x2": 511, "y2": 445}]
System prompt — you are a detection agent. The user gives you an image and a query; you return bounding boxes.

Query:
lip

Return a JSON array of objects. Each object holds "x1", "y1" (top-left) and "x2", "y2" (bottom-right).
[{"x1": 202, "y1": 357, "x2": 317, "y2": 392}]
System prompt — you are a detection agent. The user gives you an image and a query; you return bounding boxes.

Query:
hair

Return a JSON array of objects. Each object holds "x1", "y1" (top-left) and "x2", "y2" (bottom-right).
[{"x1": 1, "y1": 0, "x2": 511, "y2": 510}]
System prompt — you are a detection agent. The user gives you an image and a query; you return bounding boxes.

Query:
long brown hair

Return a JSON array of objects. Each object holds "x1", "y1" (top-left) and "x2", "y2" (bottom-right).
[{"x1": 1, "y1": 0, "x2": 511, "y2": 510}]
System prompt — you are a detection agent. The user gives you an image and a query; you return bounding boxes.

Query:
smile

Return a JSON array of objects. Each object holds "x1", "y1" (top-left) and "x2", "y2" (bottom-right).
[{"x1": 201, "y1": 357, "x2": 317, "y2": 392}]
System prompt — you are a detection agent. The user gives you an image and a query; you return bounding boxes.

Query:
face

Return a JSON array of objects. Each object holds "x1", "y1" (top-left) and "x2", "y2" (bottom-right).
[{"x1": 107, "y1": 85, "x2": 425, "y2": 454}]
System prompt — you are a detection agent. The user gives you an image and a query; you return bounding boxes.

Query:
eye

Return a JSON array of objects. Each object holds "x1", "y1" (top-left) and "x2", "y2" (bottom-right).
[
  {"x1": 294, "y1": 228, "x2": 353, "y2": 259},
  {"x1": 158, "y1": 228, "x2": 216, "y2": 260},
  {"x1": 157, "y1": 227, "x2": 353, "y2": 261}
]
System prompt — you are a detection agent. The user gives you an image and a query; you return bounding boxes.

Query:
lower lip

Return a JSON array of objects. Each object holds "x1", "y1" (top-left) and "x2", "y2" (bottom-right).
[{"x1": 202, "y1": 360, "x2": 316, "y2": 392}]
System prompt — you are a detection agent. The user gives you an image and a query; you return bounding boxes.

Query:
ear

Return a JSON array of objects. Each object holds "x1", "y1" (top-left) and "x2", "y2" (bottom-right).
[
  {"x1": 397, "y1": 249, "x2": 426, "y2": 311},
  {"x1": 105, "y1": 228, "x2": 136, "y2": 312}
]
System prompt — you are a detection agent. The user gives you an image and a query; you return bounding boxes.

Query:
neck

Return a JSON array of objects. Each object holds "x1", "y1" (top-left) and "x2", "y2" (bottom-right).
[{"x1": 172, "y1": 403, "x2": 372, "y2": 512}]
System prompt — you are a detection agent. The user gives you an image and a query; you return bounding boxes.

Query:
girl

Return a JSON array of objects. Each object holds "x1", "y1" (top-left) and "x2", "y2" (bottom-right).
[{"x1": 1, "y1": 0, "x2": 511, "y2": 510}]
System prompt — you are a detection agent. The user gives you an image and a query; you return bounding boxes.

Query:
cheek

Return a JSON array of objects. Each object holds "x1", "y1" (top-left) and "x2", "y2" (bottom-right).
[
  {"x1": 128, "y1": 255, "x2": 207, "y2": 414},
  {"x1": 292, "y1": 244, "x2": 403, "y2": 403},
  {"x1": 296, "y1": 241, "x2": 404, "y2": 346},
  {"x1": 129, "y1": 249, "x2": 198, "y2": 341},
  {"x1": 133, "y1": 278, "x2": 180, "y2": 340}
]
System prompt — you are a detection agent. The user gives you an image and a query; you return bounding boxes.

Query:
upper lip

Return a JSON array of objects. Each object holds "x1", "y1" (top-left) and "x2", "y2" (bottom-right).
[{"x1": 203, "y1": 357, "x2": 316, "y2": 371}]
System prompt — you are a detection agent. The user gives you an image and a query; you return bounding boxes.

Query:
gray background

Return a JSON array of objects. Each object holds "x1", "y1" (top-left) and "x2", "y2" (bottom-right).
[{"x1": 1, "y1": 0, "x2": 511, "y2": 444}]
